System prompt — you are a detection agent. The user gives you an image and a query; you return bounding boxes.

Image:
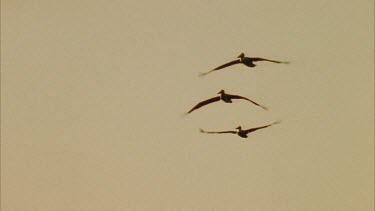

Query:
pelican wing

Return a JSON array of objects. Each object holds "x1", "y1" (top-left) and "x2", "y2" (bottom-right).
[
  {"x1": 186, "y1": 96, "x2": 221, "y2": 114},
  {"x1": 212, "y1": 59, "x2": 241, "y2": 70},
  {"x1": 251, "y1": 57, "x2": 289, "y2": 64},
  {"x1": 244, "y1": 121, "x2": 280, "y2": 134},
  {"x1": 199, "y1": 59, "x2": 241, "y2": 76},
  {"x1": 228, "y1": 94, "x2": 268, "y2": 110},
  {"x1": 200, "y1": 129, "x2": 237, "y2": 134}
]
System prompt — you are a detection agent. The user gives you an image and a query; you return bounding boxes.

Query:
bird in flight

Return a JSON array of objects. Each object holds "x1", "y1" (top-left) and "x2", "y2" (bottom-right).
[
  {"x1": 200, "y1": 121, "x2": 280, "y2": 138},
  {"x1": 186, "y1": 89, "x2": 267, "y2": 115},
  {"x1": 199, "y1": 53, "x2": 290, "y2": 76}
]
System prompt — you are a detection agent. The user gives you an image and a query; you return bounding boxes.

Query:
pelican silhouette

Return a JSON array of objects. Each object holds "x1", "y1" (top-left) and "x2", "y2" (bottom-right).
[
  {"x1": 186, "y1": 89, "x2": 267, "y2": 114},
  {"x1": 199, "y1": 53, "x2": 289, "y2": 76},
  {"x1": 200, "y1": 121, "x2": 280, "y2": 138}
]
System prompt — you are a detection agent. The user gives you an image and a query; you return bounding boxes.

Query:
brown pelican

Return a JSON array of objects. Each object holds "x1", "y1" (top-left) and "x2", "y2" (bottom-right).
[
  {"x1": 186, "y1": 89, "x2": 267, "y2": 114},
  {"x1": 199, "y1": 53, "x2": 290, "y2": 76},
  {"x1": 200, "y1": 121, "x2": 280, "y2": 138}
]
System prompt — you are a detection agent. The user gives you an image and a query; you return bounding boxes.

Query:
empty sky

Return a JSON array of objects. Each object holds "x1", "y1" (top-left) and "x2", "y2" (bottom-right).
[{"x1": 2, "y1": 0, "x2": 374, "y2": 210}]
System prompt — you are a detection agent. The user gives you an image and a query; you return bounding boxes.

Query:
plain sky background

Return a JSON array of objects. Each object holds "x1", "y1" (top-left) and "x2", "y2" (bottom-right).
[{"x1": 2, "y1": 0, "x2": 374, "y2": 210}]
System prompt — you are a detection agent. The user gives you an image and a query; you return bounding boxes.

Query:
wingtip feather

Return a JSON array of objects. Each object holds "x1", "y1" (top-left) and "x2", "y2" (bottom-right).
[{"x1": 273, "y1": 120, "x2": 282, "y2": 125}]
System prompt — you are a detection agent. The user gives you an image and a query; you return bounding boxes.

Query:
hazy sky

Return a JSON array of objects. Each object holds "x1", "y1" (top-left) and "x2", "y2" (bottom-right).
[{"x1": 2, "y1": 0, "x2": 374, "y2": 210}]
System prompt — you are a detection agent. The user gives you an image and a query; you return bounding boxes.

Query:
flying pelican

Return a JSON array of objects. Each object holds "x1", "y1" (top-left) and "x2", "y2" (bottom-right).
[
  {"x1": 199, "y1": 53, "x2": 289, "y2": 76},
  {"x1": 200, "y1": 121, "x2": 280, "y2": 138},
  {"x1": 186, "y1": 89, "x2": 267, "y2": 114}
]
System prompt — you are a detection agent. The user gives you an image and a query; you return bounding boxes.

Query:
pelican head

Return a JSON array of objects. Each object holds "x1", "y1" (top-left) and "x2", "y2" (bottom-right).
[
  {"x1": 236, "y1": 126, "x2": 242, "y2": 130},
  {"x1": 217, "y1": 90, "x2": 225, "y2": 94},
  {"x1": 237, "y1": 53, "x2": 245, "y2": 59}
]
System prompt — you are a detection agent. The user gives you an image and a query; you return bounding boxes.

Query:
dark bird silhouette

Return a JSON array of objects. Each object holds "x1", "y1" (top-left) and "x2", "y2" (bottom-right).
[
  {"x1": 200, "y1": 121, "x2": 280, "y2": 138},
  {"x1": 199, "y1": 53, "x2": 289, "y2": 76},
  {"x1": 186, "y1": 90, "x2": 267, "y2": 114}
]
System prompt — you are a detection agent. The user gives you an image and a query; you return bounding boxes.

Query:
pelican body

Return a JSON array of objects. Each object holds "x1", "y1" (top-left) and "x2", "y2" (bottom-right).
[
  {"x1": 199, "y1": 53, "x2": 289, "y2": 76},
  {"x1": 186, "y1": 90, "x2": 267, "y2": 114},
  {"x1": 200, "y1": 121, "x2": 280, "y2": 139},
  {"x1": 237, "y1": 53, "x2": 257, "y2": 68},
  {"x1": 218, "y1": 90, "x2": 233, "y2": 103},
  {"x1": 236, "y1": 126, "x2": 250, "y2": 138}
]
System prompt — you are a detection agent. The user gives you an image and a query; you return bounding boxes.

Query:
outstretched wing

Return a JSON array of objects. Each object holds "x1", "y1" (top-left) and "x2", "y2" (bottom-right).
[
  {"x1": 199, "y1": 59, "x2": 241, "y2": 76},
  {"x1": 228, "y1": 94, "x2": 268, "y2": 110},
  {"x1": 200, "y1": 129, "x2": 237, "y2": 134},
  {"x1": 186, "y1": 96, "x2": 221, "y2": 114},
  {"x1": 250, "y1": 57, "x2": 290, "y2": 64},
  {"x1": 212, "y1": 59, "x2": 242, "y2": 70},
  {"x1": 244, "y1": 121, "x2": 281, "y2": 134}
]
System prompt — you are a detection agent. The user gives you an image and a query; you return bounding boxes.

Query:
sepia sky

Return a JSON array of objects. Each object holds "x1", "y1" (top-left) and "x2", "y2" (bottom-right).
[{"x1": 1, "y1": 0, "x2": 374, "y2": 210}]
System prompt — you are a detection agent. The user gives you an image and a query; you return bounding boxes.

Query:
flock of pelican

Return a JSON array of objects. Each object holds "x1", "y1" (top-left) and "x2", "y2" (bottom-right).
[{"x1": 186, "y1": 53, "x2": 289, "y2": 139}]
